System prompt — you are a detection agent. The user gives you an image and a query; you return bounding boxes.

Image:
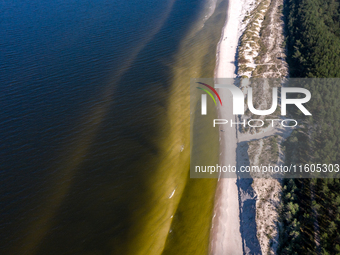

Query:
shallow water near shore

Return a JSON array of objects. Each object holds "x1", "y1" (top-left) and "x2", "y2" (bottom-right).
[{"x1": 0, "y1": 0, "x2": 226, "y2": 254}]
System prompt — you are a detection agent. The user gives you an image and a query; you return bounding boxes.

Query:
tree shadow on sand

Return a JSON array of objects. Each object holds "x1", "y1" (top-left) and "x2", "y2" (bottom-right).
[{"x1": 236, "y1": 141, "x2": 262, "y2": 255}]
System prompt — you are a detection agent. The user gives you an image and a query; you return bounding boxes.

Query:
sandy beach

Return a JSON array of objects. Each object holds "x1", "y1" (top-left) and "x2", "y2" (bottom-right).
[
  {"x1": 209, "y1": 0, "x2": 290, "y2": 252},
  {"x1": 209, "y1": 0, "x2": 249, "y2": 254}
]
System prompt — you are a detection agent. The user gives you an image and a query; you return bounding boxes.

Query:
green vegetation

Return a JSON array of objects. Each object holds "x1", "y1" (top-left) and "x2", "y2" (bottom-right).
[
  {"x1": 285, "y1": 0, "x2": 340, "y2": 77},
  {"x1": 279, "y1": 0, "x2": 340, "y2": 253},
  {"x1": 315, "y1": 178, "x2": 340, "y2": 254},
  {"x1": 278, "y1": 178, "x2": 316, "y2": 254},
  {"x1": 278, "y1": 133, "x2": 316, "y2": 254}
]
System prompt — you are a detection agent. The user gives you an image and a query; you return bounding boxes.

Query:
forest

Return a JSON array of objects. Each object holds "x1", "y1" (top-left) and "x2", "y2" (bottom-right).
[{"x1": 278, "y1": 0, "x2": 340, "y2": 254}]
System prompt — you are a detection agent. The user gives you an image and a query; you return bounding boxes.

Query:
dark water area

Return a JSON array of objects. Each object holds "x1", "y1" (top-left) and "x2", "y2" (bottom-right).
[{"x1": 0, "y1": 0, "x2": 225, "y2": 254}]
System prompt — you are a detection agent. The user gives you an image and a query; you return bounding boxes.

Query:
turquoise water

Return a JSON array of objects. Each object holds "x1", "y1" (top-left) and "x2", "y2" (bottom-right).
[{"x1": 0, "y1": 0, "x2": 227, "y2": 254}]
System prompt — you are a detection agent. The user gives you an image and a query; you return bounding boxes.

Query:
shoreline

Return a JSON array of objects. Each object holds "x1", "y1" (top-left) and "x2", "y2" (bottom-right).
[
  {"x1": 209, "y1": 0, "x2": 291, "y2": 253},
  {"x1": 209, "y1": 0, "x2": 245, "y2": 254}
]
